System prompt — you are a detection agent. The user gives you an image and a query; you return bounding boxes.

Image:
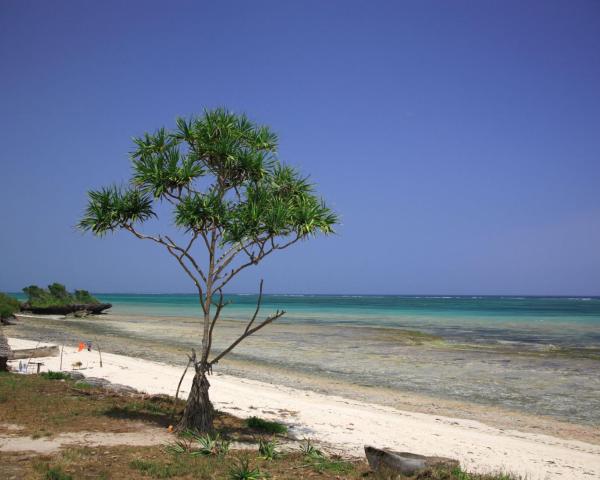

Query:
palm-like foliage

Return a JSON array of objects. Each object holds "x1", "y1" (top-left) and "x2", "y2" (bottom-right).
[
  {"x1": 78, "y1": 108, "x2": 338, "y2": 432},
  {"x1": 79, "y1": 186, "x2": 155, "y2": 235},
  {"x1": 80, "y1": 108, "x2": 336, "y2": 243}
]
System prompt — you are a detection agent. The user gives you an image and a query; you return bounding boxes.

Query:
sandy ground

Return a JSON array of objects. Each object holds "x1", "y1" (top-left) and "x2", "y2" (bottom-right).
[
  {"x1": 0, "y1": 427, "x2": 171, "y2": 454},
  {"x1": 6, "y1": 338, "x2": 600, "y2": 479}
]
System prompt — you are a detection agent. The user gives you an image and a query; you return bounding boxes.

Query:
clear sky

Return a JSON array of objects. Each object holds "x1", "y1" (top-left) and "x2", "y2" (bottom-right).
[{"x1": 1, "y1": 1, "x2": 599, "y2": 295}]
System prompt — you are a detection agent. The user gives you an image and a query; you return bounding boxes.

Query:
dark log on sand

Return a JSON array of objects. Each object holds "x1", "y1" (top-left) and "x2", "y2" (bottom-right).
[
  {"x1": 364, "y1": 446, "x2": 459, "y2": 477},
  {"x1": 21, "y1": 303, "x2": 112, "y2": 315},
  {"x1": 10, "y1": 345, "x2": 60, "y2": 360}
]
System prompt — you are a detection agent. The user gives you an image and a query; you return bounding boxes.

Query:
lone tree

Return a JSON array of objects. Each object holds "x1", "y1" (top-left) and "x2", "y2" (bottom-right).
[{"x1": 78, "y1": 108, "x2": 338, "y2": 432}]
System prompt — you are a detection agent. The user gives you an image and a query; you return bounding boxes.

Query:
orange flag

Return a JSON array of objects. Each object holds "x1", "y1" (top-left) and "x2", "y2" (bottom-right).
[{"x1": 78, "y1": 342, "x2": 85, "y2": 352}]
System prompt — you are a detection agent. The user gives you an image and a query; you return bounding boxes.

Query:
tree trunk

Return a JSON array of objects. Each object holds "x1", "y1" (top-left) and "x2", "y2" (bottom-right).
[{"x1": 176, "y1": 369, "x2": 214, "y2": 432}]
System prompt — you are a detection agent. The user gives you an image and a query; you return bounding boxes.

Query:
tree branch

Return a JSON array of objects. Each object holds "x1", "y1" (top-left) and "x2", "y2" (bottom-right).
[
  {"x1": 204, "y1": 288, "x2": 225, "y2": 364},
  {"x1": 209, "y1": 309, "x2": 286, "y2": 367},
  {"x1": 245, "y1": 279, "x2": 264, "y2": 334},
  {"x1": 125, "y1": 225, "x2": 206, "y2": 310},
  {"x1": 214, "y1": 235, "x2": 301, "y2": 291},
  {"x1": 172, "y1": 352, "x2": 194, "y2": 421},
  {"x1": 165, "y1": 234, "x2": 207, "y2": 284}
]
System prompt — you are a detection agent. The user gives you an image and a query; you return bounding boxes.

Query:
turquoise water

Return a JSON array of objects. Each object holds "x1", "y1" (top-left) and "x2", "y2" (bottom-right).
[{"x1": 95, "y1": 294, "x2": 600, "y2": 348}]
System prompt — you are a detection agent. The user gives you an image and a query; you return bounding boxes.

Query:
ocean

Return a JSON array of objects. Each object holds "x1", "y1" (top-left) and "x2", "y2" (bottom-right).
[{"x1": 95, "y1": 293, "x2": 600, "y2": 349}]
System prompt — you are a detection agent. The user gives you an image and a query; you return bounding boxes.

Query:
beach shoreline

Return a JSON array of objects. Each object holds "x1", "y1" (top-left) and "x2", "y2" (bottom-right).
[
  {"x1": 6, "y1": 311, "x2": 600, "y2": 431},
  {"x1": 6, "y1": 337, "x2": 600, "y2": 480}
]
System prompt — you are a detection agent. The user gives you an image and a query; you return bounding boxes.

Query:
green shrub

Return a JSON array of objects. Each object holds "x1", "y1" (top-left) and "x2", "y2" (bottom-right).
[
  {"x1": 48, "y1": 283, "x2": 70, "y2": 302},
  {"x1": 0, "y1": 292, "x2": 20, "y2": 319},
  {"x1": 245, "y1": 416, "x2": 287, "y2": 434},
  {"x1": 22, "y1": 283, "x2": 99, "y2": 307},
  {"x1": 41, "y1": 371, "x2": 71, "y2": 381},
  {"x1": 73, "y1": 289, "x2": 98, "y2": 304}
]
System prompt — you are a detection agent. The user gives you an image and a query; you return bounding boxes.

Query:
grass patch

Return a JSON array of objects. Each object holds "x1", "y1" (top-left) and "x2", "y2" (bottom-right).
[
  {"x1": 0, "y1": 372, "x2": 185, "y2": 435},
  {"x1": 45, "y1": 466, "x2": 73, "y2": 480},
  {"x1": 129, "y1": 458, "x2": 197, "y2": 478},
  {"x1": 299, "y1": 439, "x2": 354, "y2": 475},
  {"x1": 245, "y1": 416, "x2": 287, "y2": 434},
  {"x1": 41, "y1": 371, "x2": 72, "y2": 380},
  {"x1": 32, "y1": 462, "x2": 74, "y2": 480}
]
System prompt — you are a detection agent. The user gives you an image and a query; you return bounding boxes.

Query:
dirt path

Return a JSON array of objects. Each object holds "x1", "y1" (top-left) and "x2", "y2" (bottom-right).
[{"x1": 0, "y1": 425, "x2": 171, "y2": 454}]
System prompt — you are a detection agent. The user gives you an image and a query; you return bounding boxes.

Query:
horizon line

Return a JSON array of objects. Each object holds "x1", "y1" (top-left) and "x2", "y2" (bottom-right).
[{"x1": 6, "y1": 291, "x2": 599, "y2": 298}]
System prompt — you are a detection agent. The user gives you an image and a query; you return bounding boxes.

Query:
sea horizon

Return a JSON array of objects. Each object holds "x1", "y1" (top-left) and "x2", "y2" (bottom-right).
[{"x1": 11, "y1": 291, "x2": 600, "y2": 297}]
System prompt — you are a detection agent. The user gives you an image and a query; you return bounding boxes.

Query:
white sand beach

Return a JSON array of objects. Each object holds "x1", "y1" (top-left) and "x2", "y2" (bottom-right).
[{"x1": 6, "y1": 338, "x2": 600, "y2": 480}]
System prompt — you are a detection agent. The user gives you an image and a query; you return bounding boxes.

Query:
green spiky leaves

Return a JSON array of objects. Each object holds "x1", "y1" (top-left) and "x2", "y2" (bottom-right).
[
  {"x1": 78, "y1": 186, "x2": 155, "y2": 235},
  {"x1": 174, "y1": 108, "x2": 276, "y2": 185},
  {"x1": 224, "y1": 165, "x2": 337, "y2": 242},
  {"x1": 132, "y1": 129, "x2": 204, "y2": 198},
  {"x1": 175, "y1": 190, "x2": 230, "y2": 232},
  {"x1": 80, "y1": 108, "x2": 338, "y2": 244}
]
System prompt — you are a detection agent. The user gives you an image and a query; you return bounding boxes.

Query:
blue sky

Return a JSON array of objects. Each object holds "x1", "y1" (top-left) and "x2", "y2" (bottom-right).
[{"x1": 1, "y1": 1, "x2": 599, "y2": 295}]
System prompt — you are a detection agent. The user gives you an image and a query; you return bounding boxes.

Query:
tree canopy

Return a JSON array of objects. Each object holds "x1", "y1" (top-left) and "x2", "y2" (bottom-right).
[{"x1": 79, "y1": 109, "x2": 337, "y2": 250}]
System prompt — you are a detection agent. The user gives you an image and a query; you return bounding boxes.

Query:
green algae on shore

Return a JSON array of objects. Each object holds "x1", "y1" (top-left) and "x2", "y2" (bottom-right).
[{"x1": 372, "y1": 328, "x2": 444, "y2": 345}]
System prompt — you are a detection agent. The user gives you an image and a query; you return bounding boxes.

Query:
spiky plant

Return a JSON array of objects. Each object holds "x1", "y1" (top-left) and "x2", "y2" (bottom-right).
[
  {"x1": 258, "y1": 438, "x2": 280, "y2": 460},
  {"x1": 78, "y1": 108, "x2": 338, "y2": 433}
]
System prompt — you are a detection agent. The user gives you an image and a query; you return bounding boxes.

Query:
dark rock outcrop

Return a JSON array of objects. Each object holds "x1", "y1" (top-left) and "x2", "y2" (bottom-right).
[
  {"x1": 21, "y1": 303, "x2": 112, "y2": 316},
  {"x1": 76, "y1": 377, "x2": 111, "y2": 388},
  {"x1": 364, "y1": 446, "x2": 459, "y2": 477},
  {"x1": 74, "y1": 376, "x2": 140, "y2": 395}
]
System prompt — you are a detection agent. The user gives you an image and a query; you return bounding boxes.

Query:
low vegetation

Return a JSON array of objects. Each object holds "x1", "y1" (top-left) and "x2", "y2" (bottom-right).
[
  {"x1": 245, "y1": 416, "x2": 287, "y2": 434},
  {"x1": 0, "y1": 292, "x2": 20, "y2": 321},
  {"x1": 40, "y1": 371, "x2": 72, "y2": 381},
  {"x1": 0, "y1": 372, "x2": 522, "y2": 479},
  {"x1": 257, "y1": 438, "x2": 280, "y2": 460},
  {"x1": 22, "y1": 283, "x2": 99, "y2": 308}
]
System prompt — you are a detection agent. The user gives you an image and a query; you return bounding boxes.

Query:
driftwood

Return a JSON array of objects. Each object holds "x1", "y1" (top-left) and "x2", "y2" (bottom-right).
[
  {"x1": 21, "y1": 303, "x2": 112, "y2": 315},
  {"x1": 10, "y1": 345, "x2": 60, "y2": 360},
  {"x1": 364, "y1": 446, "x2": 459, "y2": 477}
]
